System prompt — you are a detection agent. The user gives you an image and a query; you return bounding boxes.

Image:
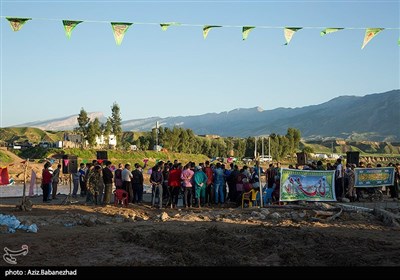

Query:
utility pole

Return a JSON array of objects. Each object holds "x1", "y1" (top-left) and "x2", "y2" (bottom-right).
[
  {"x1": 262, "y1": 137, "x2": 265, "y2": 158},
  {"x1": 254, "y1": 137, "x2": 257, "y2": 159},
  {"x1": 155, "y1": 121, "x2": 159, "y2": 151},
  {"x1": 268, "y1": 136, "x2": 271, "y2": 158}
]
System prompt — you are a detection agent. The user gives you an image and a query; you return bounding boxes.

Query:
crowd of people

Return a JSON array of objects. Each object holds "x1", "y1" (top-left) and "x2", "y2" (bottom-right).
[{"x1": 40, "y1": 158, "x2": 400, "y2": 207}]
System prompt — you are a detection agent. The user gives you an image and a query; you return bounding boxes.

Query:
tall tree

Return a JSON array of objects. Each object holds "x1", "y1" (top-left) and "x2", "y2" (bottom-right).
[
  {"x1": 109, "y1": 102, "x2": 122, "y2": 148},
  {"x1": 86, "y1": 122, "x2": 97, "y2": 147},
  {"x1": 77, "y1": 108, "x2": 90, "y2": 146},
  {"x1": 103, "y1": 119, "x2": 112, "y2": 143}
]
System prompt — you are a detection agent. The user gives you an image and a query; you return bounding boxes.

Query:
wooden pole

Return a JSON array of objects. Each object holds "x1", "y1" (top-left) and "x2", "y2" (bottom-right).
[
  {"x1": 22, "y1": 159, "x2": 28, "y2": 202},
  {"x1": 19, "y1": 159, "x2": 31, "y2": 211}
]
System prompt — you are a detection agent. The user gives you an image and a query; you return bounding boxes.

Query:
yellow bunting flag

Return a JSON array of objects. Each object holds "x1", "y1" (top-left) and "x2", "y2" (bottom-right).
[
  {"x1": 111, "y1": 22, "x2": 133, "y2": 45},
  {"x1": 203, "y1": 25, "x2": 222, "y2": 39},
  {"x1": 284, "y1": 27, "x2": 302, "y2": 45},
  {"x1": 6, "y1": 17, "x2": 31, "y2": 32},
  {"x1": 361, "y1": 28, "x2": 384, "y2": 49},
  {"x1": 62, "y1": 20, "x2": 83, "y2": 39},
  {"x1": 242, "y1": 26, "x2": 255, "y2": 40},
  {"x1": 320, "y1": 28, "x2": 344, "y2": 36},
  {"x1": 160, "y1": 22, "x2": 181, "y2": 31}
]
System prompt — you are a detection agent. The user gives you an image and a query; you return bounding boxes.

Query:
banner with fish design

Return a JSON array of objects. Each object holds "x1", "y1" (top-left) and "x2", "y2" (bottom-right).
[
  {"x1": 280, "y1": 169, "x2": 336, "y2": 202},
  {"x1": 354, "y1": 167, "x2": 395, "y2": 188}
]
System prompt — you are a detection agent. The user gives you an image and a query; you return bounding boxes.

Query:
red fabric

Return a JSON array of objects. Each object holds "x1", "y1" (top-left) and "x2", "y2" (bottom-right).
[
  {"x1": 0, "y1": 167, "x2": 10, "y2": 185},
  {"x1": 114, "y1": 189, "x2": 129, "y2": 207},
  {"x1": 42, "y1": 169, "x2": 52, "y2": 184},
  {"x1": 204, "y1": 167, "x2": 214, "y2": 185},
  {"x1": 168, "y1": 168, "x2": 182, "y2": 187}
]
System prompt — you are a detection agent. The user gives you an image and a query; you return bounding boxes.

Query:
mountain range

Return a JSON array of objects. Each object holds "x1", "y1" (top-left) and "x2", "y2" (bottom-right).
[{"x1": 14, "y1": 90, "x2": 400, "y2": 141}]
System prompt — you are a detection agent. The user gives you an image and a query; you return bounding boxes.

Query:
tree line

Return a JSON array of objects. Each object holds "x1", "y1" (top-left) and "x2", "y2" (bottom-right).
[
  {"x1": 75, "y1": 104, "x2": 301, "y2": 160},
  {"x1": 135, "y1": 126, "x2": 301, "y2": 161},
  {"x1": 75, "y1": 103, "x2": 122, "y2": 147}
]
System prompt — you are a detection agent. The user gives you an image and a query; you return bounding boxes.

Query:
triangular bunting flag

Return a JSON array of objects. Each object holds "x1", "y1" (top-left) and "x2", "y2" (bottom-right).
[
  {"x1": 203, "y1": 25, "x2": 222, "y2": 39},
  {"x1": 0, "y1": 167, "x2": 10, "y2": 186},
  {"x1": 62, "y1": 20, "x2": 83, "y2": 39},
  {"x1": 97, "y1": 159, "x2": 104, "y2": 165},
  {"x1": 242, "y1": 26, "x2": 255, "y2": 40},
  {"x1": 143, "y1": 158, "x2": 149, "y2": 163},
  {"x1": 63, "y1": 159, "x2": 69, "y2": 166},
  {"x1": 361, "y1": 28, "x2": 384, "y2": 49},
  {"x1": 320, "y1": 28, "x2": 344, "y2": 36},
  {"x1": 160, "y1": 22, "x2": 180, "y2": 31},
  {"x1": 6, "y1": 17, "x2": 31, "y2": 32},
  {"x1": 111, "y1": 22, "x2": 133, "y2": 45},
  {"x1": 284, "y1": 27, "x2": 302, "y2": 45},
  {"x1": 82, "y1": 159, "x2": 88, "y2": 164}
]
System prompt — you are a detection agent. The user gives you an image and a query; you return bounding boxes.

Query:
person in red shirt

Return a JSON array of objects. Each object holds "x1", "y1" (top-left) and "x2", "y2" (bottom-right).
[
  {"x1": 168, "y1": 163, "x2": 182, "y2": 208},
  {"x1": 204, "y1": 161, "x2": 214, "y2": 206},
  {"x1": 41, "y1": 162, "x2": 52, "y2": 202}
]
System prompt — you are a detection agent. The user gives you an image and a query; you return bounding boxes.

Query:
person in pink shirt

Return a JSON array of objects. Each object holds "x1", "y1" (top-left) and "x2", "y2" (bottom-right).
[{"x1": 181, "y1": 163, "x2": 194, "y2": 208}]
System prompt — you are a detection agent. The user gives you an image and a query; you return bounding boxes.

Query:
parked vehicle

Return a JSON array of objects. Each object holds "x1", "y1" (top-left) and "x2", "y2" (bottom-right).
[
  {"x1": 242, "y1": 157, "x2": 254, "y2": 164},
  {"x1": 259, "y1": 155, "x2": 273, "y2": 163}
]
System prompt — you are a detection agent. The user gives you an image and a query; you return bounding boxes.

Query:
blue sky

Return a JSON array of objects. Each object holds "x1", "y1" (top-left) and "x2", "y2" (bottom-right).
[{"x1": 1, "y1": 0, "x2": 399, "y2": 127}]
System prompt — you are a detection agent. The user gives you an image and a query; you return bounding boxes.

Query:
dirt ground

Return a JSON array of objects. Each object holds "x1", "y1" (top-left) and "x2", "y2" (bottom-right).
[{"x1": 1, "y1": 196, "x2": 400, "y2": 267}]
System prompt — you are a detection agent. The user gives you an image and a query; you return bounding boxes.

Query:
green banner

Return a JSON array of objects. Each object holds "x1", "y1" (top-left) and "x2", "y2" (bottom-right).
[
  {"x1": 6, "y1": 17, "x2": 31, "y2": 32},
  {"x1": 361, "y1": 28, "x2": 384, "y2": 49},
  {"x1": 62, "y1": 20, "x2": 83, "y2": 39},
  {"x1": 354, "y1": 167, "x2": 395, "y2": 188},
  {"x1": 280, "y1": 169, "x2": 336, "y2": 202},
  {"x1": 242, "y1": 26, "x2": 255, "y2": 40},
  {"x1": 320, "y1": 27, "x2": 344, "y2": 36},
  {"x1": 284, "y1": 27, "x2": 302, "y2": 45},
  {"x1": 203, "y1": 25, "x2": 222, "y2": 39},
  {"x1": 111, "y1": 22, "x2": 133, "y2": 45}
]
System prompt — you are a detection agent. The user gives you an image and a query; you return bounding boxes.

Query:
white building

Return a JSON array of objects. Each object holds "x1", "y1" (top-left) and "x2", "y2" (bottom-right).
[{"x1": 95, "y1": 134, "x2": 117, "y2": 148}]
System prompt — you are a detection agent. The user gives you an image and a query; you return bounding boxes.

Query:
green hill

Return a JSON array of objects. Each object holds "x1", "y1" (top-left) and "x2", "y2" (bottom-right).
[
  {"x1": 303, "y1": 140, "x2": 400, "y2": 156},
  {"x1": 0, "y1": 127, "x2": 64, "y2": 143},
  {"x1": 16, "y1": 147, "x2": 208, "y2": 166},
  {"x1": 0, "y1": 150, "x2": 13, "y2": 164}
]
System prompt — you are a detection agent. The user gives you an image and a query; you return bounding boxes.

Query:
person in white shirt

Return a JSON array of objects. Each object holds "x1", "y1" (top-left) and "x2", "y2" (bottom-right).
[{"x1": 121, "y1": 164, "x2": 133, "y2": 203}]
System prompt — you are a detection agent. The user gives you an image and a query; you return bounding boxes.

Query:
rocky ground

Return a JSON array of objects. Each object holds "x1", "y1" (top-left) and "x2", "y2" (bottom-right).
[{"x1": 1, "y1": 195, "x2": 400, "y2": 267}]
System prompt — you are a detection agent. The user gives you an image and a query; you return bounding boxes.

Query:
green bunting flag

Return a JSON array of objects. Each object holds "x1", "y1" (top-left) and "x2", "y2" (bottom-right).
[
  {"x1": 62, "y1": 20, "x2": 83, "y2": 39},
  {"x1": 160, "y1": 22, "x2": 180, "y2": 31},
  {"x1": 203, "y1": 25, "x2": 222, "y2": 39},
  {"x1": 242, "y1": 26, "x2": 255, "y2": 40},
  {"x1": 111, "y1": 22, "x2": 133, "y2": 45},
  {"x1": 6, "y1": 17, "x2": 31, "y2": 32},
  {"x1": 361, "y1": 28, "x2": 384, "y2": 49},
  {"x1": 284, "y1": 27, "x2": 302, "y2": 45},
  {"x1": 320, "y1": 28, "x2": 344, "y2": 36}
]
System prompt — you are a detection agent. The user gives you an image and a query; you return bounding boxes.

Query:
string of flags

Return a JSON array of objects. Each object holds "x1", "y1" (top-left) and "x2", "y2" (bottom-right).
[{"x1": 2, "y1": 16, "x2": 399, "y2": 48}]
